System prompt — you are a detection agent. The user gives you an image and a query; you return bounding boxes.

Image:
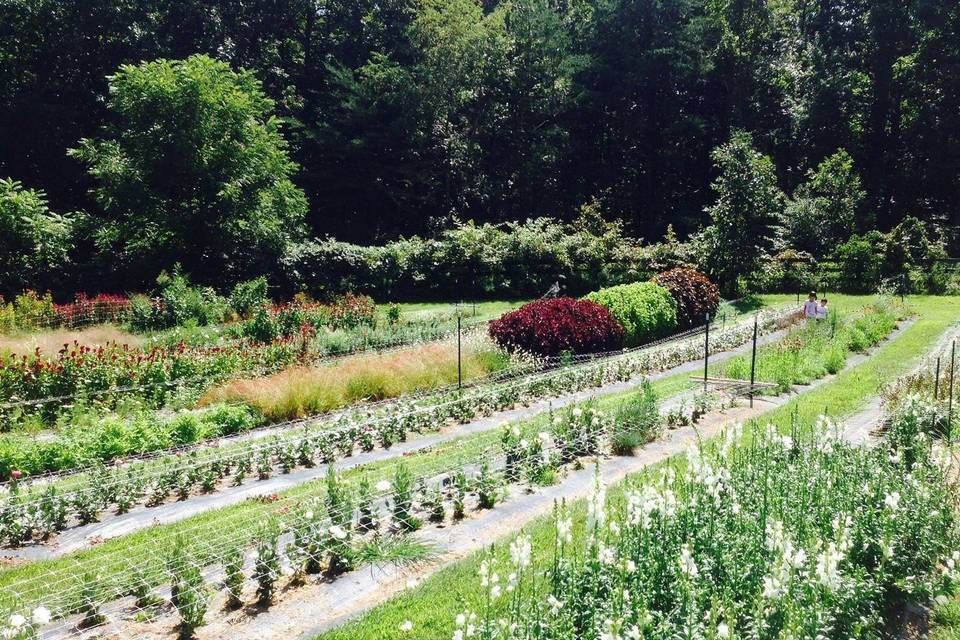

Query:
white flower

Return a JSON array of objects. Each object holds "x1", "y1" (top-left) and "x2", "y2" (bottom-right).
[
  {"x1": 376, "y1": 480, "x2": 392, "y2": 492},
  {"x1": 456, "y1": 613, "x2": 466, "y2": 626},
  {"x1": 717, "y1": 622, "x2": 730, "y2": 638},
  {"x1": 8, "y1": 614, "x2": 25, "y2": 628},
  {"x1": 329, "y1": 525, "x2": 348, "y2": 540},
  {"x1": 304, "y1": 511, "x2": 314, "y2": 520},
  {"x1": 510, "y1": 535, "x2": 532, "y2": 569},
  {"x1": 547, "y1": 594, "x2": 563, "y2": 615},
  {"x1": 884, "y1": 491, "x2": 901, "y2": 511},
  {"x1": 32, "y1": 607, "x2": 51, "y2": 626},
  {"x1": 679, "y1": 544, "x2": 698, "y2": 578},
  {"x1": 400, "y1": 620, "x2": 413, "y2": 632}
]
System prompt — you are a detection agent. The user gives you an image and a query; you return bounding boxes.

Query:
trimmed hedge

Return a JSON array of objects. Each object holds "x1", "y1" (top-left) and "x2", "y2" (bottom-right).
[
  {"x1": 654, "y1": 268, "x2": 721, "y2": 329},
  {"x1": 584, "y1": 282, "x2": 677, "y2": 346},
  {"x1": 488, "y1": 298, "x2": 625, "y2": 356}
]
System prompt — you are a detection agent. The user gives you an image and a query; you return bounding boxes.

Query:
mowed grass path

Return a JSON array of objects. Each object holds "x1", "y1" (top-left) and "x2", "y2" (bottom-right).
[{"x1": 315, "y1": 295, "x2": 959, "y2": 640}]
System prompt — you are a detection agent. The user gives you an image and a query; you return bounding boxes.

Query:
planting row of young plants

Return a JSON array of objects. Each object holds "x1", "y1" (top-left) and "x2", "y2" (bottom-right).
[
  {"x1": 0, "y1": 385, "x2": 670, "y2": 633},
  {"x1": 715, "y1": 303, "x2": 902, "y2": 393},
  {"x1": 311, "y1": 295, "x2": 960, "y2": 640},
  {"x1": 0, "y1": 306, "x2": 794, "y2": 546}
]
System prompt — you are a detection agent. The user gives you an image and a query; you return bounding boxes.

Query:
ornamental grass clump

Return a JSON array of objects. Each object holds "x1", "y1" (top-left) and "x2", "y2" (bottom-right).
[
  {"x1": 654, "y1": 267, "x2": 721, "y2": 329},
  {"x1": 488, "y1": 297, "x2": 625, "y2": 356},
  {"x1": 611, "y1": 380, "x2": 661, "y2": 455},
  {"x1": 584, "y1": 282, "x2": 678, "y2": 346},
  {"x1": 453, "y1": 420, "x2": 960, "y2": 639}
]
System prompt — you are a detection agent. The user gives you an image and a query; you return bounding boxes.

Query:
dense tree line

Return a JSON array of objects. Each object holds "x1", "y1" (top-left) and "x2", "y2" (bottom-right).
[{"x1": 0, "y1": 0, "x2": 957, "y2": 293}]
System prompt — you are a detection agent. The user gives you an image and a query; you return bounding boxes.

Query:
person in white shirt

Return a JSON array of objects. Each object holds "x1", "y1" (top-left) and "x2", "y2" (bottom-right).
[
  {"x1": 803, "y1": 291, "x2": 819, "y2": 320},
  {"x1": 816, "y1": 297, "x2": 829, "y2": 320}
]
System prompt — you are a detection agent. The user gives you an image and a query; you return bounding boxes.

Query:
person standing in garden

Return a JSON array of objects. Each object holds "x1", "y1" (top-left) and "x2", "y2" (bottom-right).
[
  {"x1": 803, "y1": 291, "x2": 819, "y2": 319},
  {"x1": 817, "y1": 297, "x2": 829, "y2": 320}
]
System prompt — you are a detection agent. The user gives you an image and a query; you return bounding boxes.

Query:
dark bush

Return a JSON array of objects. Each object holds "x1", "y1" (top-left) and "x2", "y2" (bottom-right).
[
  {"x1": 653, "y1": 268, "x2": 721, "y2": 329},
  {"x1": 488, "y1": 298, "x2": 625, "y2": 356}
]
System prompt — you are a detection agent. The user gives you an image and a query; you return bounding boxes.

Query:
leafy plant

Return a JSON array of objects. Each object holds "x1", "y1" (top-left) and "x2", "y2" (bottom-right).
[
  {"x1": 489, "y1": 297, "x2": 625, "y2": 356},
  {"x1": 584, "y1": 282, "x2": 678, "y2": 346},
  {"x1": 653, "y1": 268, "x2": 721, "y2": 329}
]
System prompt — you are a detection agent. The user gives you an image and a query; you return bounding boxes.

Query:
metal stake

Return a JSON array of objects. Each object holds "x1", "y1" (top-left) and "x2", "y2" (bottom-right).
[
  {"x1": 749, "y1": 315, "x2": 759, "y2": 408},
  {"x1": 704, "y1": 312, "x2": 710, "y2": 392},
  {"x1": 949, "y1": 341, "x2": 956, "y2": 431},
  {"x1": 935, "y1": 357, "x2": 941, "y2": 400},
  {"x1": 457, "y1": 314, "x2": 462, "y2": 390}
]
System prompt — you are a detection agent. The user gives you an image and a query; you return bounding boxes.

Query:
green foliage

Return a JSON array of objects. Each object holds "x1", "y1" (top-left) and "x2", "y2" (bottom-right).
[
  {"x1": 782, "y1": 149, "x2": 866, "y2": 257},
  {"x1": 170, "y1": 561, "x2": 208, "y2": 639},
  {"x1": 69, "y1": 54, "x2": 307, "y2": 286},
  {"x1": 584, "y1": 282, "x2": 677, "y2": 346},
  {"x1": 0, "y1": 179, "x2": 75, "y2": 297},
  {"x1": 281, "y1": 217, "x2": 642, "y2": 300},
  {"x1": 702, "y1": 131, "x2": 785, "y2": 296},
  {"x1": 229, "y1": 277, "x2": 270, "y2": 319},
  {"x1": 836, "y1": 233, "x2": 884, "y2": 294},
  {"x1": 611, "y1": 380, "x2": 662, "y2": 455}
]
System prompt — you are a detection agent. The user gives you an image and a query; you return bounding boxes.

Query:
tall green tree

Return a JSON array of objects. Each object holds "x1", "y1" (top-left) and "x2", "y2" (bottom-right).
[
  {"x1": 702, "y1": 131, "x2": 784, "y2": 294},
  {"x1": 70, "y1": 55, "x2": 307, "y2": 287},
  {"x1": 781, "y1": 149, "x2": 865, "y2": 257},
  {"x1": 0, "y1": 178, "x2": 75, "y2": 296}
]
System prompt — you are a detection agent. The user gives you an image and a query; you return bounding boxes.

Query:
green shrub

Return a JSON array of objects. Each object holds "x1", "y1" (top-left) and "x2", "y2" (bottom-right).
[
  {"x1": 584, "y1": 282, "x2": 677, "y2": 346},
  {"x1": 156, "y1": 269, "x2": 227, "y2": 328},
  {"x1": 229, "y1": 277, "x2": 270, "y2": 319},
  {"x1": 128, "y1": 294, "x2": 157, "y2": 331}
]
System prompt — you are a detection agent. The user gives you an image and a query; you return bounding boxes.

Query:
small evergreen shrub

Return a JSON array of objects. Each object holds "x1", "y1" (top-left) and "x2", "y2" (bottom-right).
[
  {"x1": 488, "y1": 297, "x2": 625, "y2": 356},
  {"x1": 584, "y1": 282, "x2": 677, "y2": 346},
  {"x1": 654, "y1": 268, "x2": 721, "y2": 329}
]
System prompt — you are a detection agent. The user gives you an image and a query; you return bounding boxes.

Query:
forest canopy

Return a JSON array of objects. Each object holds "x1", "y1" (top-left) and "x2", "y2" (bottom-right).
[{"x1": 0, "y1": 0, "x2": 957, "y2": 292}]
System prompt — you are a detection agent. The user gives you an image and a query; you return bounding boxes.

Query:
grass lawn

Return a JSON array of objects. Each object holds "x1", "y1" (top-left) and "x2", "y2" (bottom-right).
[{"x1": 314, "y1": 294, "x2": 959, "y2": 640}]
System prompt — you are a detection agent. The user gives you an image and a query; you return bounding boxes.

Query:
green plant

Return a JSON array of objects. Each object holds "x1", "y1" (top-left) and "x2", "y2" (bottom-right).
[
  {"x1": 611, "y1": 380, "x2": 661, "y2": 454},
  {"x1": 253, "y1": 525, "x2": 280, "y2": 606},
  {"x1": 584, "y1": 282, "x2": 677, "y2": 346},
  {"x1": 171, "y1": 562, "x2": 209, "y2": 639},
  {"x1": 77, "y1": 573, "x2": 105, "y2": 628},
  {"x1": 391, "y1": 463, "x2": 420, "y2": 532},
  {"x1": 229, "y1": 277, "x2": 270, "y2": 319},
  {"x1": 223, "y1": 547, "x2": 245, "y2": 610}
]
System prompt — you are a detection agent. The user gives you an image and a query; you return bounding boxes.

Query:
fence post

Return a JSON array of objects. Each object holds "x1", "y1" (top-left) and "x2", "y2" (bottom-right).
[
  {"x1": 935, "y1": 356, "x2": 941, "y2": 400},
  {"x1": 457, "y1": 314, "x2": 462, "y2": 391},
  {"x1": 949, "y1": 340, "x2": 956, "y2": 431},
  {"x1": 703, "y1": 312, "x2": 710, "y2": 392},
  {"x1": 749, "y1": 315, "x2": 759, "y2": 408}
]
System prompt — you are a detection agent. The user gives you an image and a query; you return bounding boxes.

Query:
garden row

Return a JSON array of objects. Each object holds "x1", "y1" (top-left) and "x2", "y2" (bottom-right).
[
  {"x1": 0, "y1": 305, "x2": 495, "y2": 431},
  {"x1": 0, "y1": 306, "x2": 795, "y2": 548},
  {"x1": 488, "y1": 268, "x2": 721, "y2": 357},
  {"x1": 0, "y1": 385, "x2": 664, "y2": 633}
]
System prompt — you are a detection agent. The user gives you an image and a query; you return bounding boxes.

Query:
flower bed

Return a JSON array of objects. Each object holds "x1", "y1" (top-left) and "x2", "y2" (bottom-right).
[
  {"x1": 0, "y1": 307, "x2": 794, "y2": 546},
  {"x1": 456, "y1": 420, "x2": 958, "y2": 639}
]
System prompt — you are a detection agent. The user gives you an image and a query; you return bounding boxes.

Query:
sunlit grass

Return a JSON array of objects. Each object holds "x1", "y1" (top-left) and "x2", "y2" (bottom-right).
[
  {"x1": 0, "y1": 325, "x2": 145, "y2": 358},
  {"x1": 200, "y1": 340, "x2": 511, "y2": 421}
]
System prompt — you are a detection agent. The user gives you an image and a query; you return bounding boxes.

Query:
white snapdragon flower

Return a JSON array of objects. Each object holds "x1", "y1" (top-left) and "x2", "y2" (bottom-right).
[
  {"x1": 31, "y1": 607, "x2": 51, "y2": 626},
  {"x1": 679, "y1": 544, "x2": 699, "y2": 578},
  {"x1": 375, "y1": 480, "x2": 392, "y2": 492},
  {"x1": 510, "y1": 535, "x2": 532, "y2": 569}
]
